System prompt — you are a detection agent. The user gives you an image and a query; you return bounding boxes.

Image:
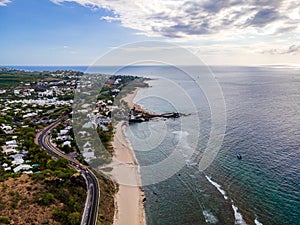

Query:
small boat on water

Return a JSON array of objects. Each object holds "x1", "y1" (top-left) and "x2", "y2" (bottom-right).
[{"x1": 236, "y1": 153, "x2": 242, "y2": 160}]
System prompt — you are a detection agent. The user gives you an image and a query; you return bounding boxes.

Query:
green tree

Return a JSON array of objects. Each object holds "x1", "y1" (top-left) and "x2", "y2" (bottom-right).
[
  {"x1": 24, "y1": 118, "x2": 31, "y2": 124},
  {"x1": 0, "y1": 138, "x2": 5, "y2": 146},
  {"x1": 4, "y1": 115, "x2": 12, "y2": 122},
  {"x1": 68, "y1": 212, "x2": 81, "y2": 225},
  {"x1": 62, "y1": 144, "x2": 72, "y2": 153},
  {"x1": 0, "y1": 216, "x2": 10, "y2": 224},
  {"x1": 23, "y1": 139, "x2": 34, "y2": 149},
  {"x1": 40, "y1": 193, "x2": 55, "y2": 206},
  {"x1": 55, "y1": 158, "x2": 69, "y2": 168}
]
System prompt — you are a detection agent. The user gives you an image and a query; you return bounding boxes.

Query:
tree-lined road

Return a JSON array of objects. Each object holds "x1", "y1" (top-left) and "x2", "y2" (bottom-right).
[{"x1": 37, "y1": 121, "x2": 100, "y2": 225}]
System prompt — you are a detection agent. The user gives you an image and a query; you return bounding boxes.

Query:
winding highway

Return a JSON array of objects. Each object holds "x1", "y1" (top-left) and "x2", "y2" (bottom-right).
[{"x1": 37, "y1": 121, "x2": 100, "y2": 225}]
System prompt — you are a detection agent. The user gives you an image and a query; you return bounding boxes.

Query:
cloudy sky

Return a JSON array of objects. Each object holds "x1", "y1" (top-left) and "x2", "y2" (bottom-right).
[{"x1": 1, "y1": 0, "x2": 300, "y2": 66}]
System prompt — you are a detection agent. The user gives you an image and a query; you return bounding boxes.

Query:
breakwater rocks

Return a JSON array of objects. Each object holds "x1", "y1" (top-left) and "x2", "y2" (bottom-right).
[{"x1": 128, "y1": 105, "x2": 187, "y2": 123}]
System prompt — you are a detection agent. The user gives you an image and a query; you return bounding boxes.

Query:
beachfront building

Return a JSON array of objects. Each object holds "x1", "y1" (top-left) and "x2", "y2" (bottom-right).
[{"x1": 82, "y1": 149, "x2": 96, "y2": 162}]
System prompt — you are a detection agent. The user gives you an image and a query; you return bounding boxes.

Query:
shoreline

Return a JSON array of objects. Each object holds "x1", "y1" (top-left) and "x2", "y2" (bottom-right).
[{"x1": 112, "y1": 88, "x2": 146, "y2": 225}]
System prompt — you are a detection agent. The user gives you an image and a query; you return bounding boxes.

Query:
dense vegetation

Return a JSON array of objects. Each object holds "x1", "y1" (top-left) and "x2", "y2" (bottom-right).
[
  {"x1": 0, "y1": 171, "x2": 86, "y2": 225},
  {"x1": 0, "y1": 69, "x2": 85, "y2": 224},
  {"x1": 0, "y1": 116, "x2": 86, "y2": 224},
  {"x1": 34, "y1": 158, "x2": 86, "y2": 225},
  {"x1": 0, "y1": 72, "x2": 43, "y2": 88},
  {"x1": 0, "y1": 69, "x2": 146, "y2": 225},
  {"x1": 97, "y1": 172, "x2": 117, "y2": 225}
]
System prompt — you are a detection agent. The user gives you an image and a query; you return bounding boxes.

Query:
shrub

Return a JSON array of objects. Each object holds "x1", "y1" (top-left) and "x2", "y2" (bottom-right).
[
  {"x1": 0, "y1": 216, "x2": 10, "y2": 224},
  {"x1": 68, "y1": 212, "x2": 81, "y2": 225},
  {"x1": 40, "y1": 193, "x2": 55, "y2": 206}
]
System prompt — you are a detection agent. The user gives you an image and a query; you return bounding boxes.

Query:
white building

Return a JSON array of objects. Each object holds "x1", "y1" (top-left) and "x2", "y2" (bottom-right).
[
  {"x1": 5, "y1": 140, "x2": 17, "y2": 146},
  {"x1": 62, "y1": 141, "x2": 71, "y2": 147},
  {"x1": 23, "y1": 112, "x2": 38, "y2": 118},
  {"x1": 59, "y1": 130, "x2": 69, "y2": 136},
  {"x1": 82, "y1": 151, "x2": 96, "y2": 162},
  {"x1": 79, "y1": 131, "x2": 91, "y2": 138},
  {"x1": 1, "y1": 124, "x2": 13, "y2": 134},
  {"x1": 83, "y1": 141, "x2": 91, "y2": 148},
  {"x1": 56, "y1": 136, "x2": 68, "y2": 141},
  {"x1": 2, "y1": 148, "x2": 18, "y2": 155},
  {"x1": 4, "y1": 167, "x2": 11, "y2": 171},
  {"x1": 14, "y1": 89, "x2": 21, "y2": 96},
  {"x1": 13, "y1": 164, "x2": 32, "y2": 173},
  {"x1": 38, "y1": 90, "x2": 53, "y2": 97},
  {"x1": 23, "y1": 171, "x2": 33, "y2": 174},
  {"x1": 12, "y1": 158, "x2": 24, "y2": 165}
]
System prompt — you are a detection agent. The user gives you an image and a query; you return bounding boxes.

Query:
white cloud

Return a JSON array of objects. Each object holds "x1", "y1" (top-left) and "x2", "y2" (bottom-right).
[
  {"x1": 50, "y1": 0, "x2": 300, "y2": 39},
  {"x1": 261, "y1": 44, "x2": 300, "y2": 55},
  {"x1": 0, "y1": 0, "x2": 12, "y2": 6},
  {"x1": 50, "y1": 0, "x2": 300, "y2": 60}
]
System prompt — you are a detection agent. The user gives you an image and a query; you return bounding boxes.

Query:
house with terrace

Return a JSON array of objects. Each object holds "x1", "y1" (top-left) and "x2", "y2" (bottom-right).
[{"x1": 1, "y1": 124, "x2": 14, "y2": 134}]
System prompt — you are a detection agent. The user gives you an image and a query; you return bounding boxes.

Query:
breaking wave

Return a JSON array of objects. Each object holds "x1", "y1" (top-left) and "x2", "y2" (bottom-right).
[
  {"x1": 205, "y1": 175, "x2": 228, "y2": 200},
  {"x1": 203, "y1": 210, "x2": 218, "y2": 224}
]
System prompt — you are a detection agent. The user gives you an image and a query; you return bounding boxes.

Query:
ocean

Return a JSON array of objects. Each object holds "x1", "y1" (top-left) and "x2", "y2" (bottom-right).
[
  {"x1": 118, "y1": 66, "x2": 300, "y2": 225},
  {"x1": 6, "y1": 65, "x2": 300, "y2": 224}
]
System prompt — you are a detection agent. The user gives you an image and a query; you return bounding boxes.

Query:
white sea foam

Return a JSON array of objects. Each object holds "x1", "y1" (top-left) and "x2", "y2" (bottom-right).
[
  {"x1": 203, "y1": 210, "x2": 218, "y2": 224},
  {"x1": 173, "y1": 131, "x2": 195, "y2": 162},
  {"x1": 254, "y1": 218, "x2": 263, "y2": 225},
  {"x1": 185, "y1": 159, "x2": 197, "y2": 166},
  {"x1": 231, "y1": 202, "x2": 247, "y2": 225},
  {"x1": 205, "y1": 175, "x2": 228, "y2": 200},
  {"x1": 204, "y1": 175, "x2": 247, "y2": 225},
  {"x1": 173, "y1": 130, "x2": 189, "y2": 137},
  {"x1": 189, "y1": 174, "x2": 195, "y2": 179},
  {"x1": 173, "y1": 131, "x2": 189, "y2": 151}
]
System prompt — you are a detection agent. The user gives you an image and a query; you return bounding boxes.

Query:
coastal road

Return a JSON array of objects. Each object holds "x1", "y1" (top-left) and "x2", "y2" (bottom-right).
[{"x1": 37, "y1": 121, "x2": 100, "y2": 225}]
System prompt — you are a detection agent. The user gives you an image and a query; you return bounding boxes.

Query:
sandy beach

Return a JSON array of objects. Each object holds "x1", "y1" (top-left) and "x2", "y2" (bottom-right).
[{"x1": 112, "y1": 88, "x2": 146, "y2": 225}]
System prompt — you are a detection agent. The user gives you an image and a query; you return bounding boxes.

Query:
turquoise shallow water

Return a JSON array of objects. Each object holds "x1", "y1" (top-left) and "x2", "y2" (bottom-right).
[
  {"x1": 11, "y1": 65, "x2": 299, "y2": 224},
  {"x1": 121, "y1": 66, "x2": 300, "y2": 225}
]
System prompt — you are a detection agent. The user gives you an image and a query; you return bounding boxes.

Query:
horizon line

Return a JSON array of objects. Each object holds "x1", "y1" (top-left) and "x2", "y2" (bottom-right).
[{"x1": 1, "y1": 64, "x2": 300, "y2": 68}]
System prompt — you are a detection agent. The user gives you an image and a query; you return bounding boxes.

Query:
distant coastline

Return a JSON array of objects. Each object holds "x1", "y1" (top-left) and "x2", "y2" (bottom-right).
[
  {"x1": 4, "y1": 64, "x2": 300, "y2": 74},
  {"x1": 0, "y1": 66, "x2": 88, "y2": 73}
]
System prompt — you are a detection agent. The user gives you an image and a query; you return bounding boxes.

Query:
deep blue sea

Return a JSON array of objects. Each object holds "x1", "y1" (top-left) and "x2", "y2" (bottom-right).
[
  {"x1": 5, "y1": 65, "x2": 300, "y2": 225},
  {"x1": 2, "y1": 65, "x2": 88, "y2": 73},
  {"x1": 118, "y1": 66, "x2": 300, "y2": 225}
]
